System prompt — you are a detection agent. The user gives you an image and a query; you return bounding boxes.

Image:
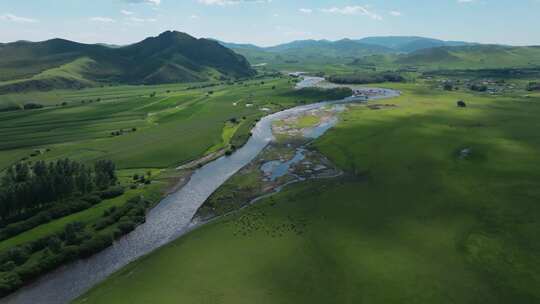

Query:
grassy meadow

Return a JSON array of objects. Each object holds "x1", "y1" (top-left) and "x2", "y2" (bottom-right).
[
  {"x1": 0, "y1": 74, "x2": 357, "y2": 296},
  {"x1": 75, "y1": 83, "x2": 540, "y2": 303},
  {"x1": 0, "y1": 77, "x2": 336, "y2": 171}
]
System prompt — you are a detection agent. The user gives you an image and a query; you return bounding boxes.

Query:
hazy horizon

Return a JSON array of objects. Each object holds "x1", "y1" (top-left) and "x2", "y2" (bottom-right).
[
  {"x1": 1, "y1": 0, "x2": 539, "y2": 47},
  {"x1": 2, "y1": 31, "x2": 533, "y2": 48}
]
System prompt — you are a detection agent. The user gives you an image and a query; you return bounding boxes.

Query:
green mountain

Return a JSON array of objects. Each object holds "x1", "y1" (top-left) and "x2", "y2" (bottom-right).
[
  {"x1": 395, "y1": 45, "x2": 540, "y2": 69},
  {"x1": 357, "y1": 36, "x2": 474, "y2": 53},
  {"x1": 218, "y1": 39, "x2": 396, "y2": 67},
  {"x1": 265, "y1": 39, "x2": 394, "y2": 57},
  {"x1": 0, "y1": 31, "x2": 255, "y2": 93},
  {"x1": 217, "y1": 36, "x2": 480, "y2": 67},
  {"x1": 220, "y1": 35, "x2": 540, "y2": 71}
]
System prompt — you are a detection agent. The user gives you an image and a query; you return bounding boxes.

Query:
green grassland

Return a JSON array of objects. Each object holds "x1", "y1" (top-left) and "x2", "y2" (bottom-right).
[
  {"x1": 239, "y1": 45, "x2": 540, "y2": 75},
  {"x1": 0, "y1": 74, "x2": 355, "y2": 296},
  {"x1": 76, "y1": 83, "x2": 540, "y2": 303},
  {"x1": 0, "y1": 77, "x2": 343, "y2": 171}
]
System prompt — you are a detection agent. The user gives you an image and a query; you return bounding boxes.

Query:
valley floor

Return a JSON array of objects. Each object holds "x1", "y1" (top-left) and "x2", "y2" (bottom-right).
[
  {"x1": 74, "y1": 83, "x2": 540, "y2": 303},
  {"x1": 0, "y1": 76, "x2": 353, "y2": 299}
]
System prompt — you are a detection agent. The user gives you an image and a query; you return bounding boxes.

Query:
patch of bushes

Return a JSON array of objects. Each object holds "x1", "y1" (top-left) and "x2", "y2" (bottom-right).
[
  {"x1": 0, "y1": 105, "x2": 22, "y2": 113},
  {"x1": 527, "y1": 82, "x2": 540, "y2": 91},
  {"x1": 94, "y1": 196, "x2": 148, "y2": 231},
  {"x1": 22, "y1": 103, "x2": 43, "y2": 110},
  {"x1": 0, "y1": 194, "x2": 108, "y2": 241},
  {"x1": 0, "y1": 188, "x2": 123, "y2": 242},
  {"x1": 328, "y1": 72, "x2": 405, "y2": 85},
  {"x1": 99, "y1": 186, "x2": 125, "y2": 199},
  {"x1": 286, "y1": 87, "x2": 353, "y2": 102},
  {"x1": 470, "y1": 84, "x2": 488, "y2": 92},
  {"x1": 0, "y1": 196, "x2": 150, "y2": 297}
]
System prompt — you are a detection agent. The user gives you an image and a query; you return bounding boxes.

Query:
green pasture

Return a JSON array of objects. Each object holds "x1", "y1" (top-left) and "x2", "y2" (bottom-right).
[
  {"x1": 0, "y1": 77, "x2": 328, "y2": 170},
  {"x1": 76, "y1": 83, "x2": 540, "y2": 304}
]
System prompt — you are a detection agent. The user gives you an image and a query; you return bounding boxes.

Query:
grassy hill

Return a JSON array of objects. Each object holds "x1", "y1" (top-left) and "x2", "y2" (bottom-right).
[
  {"x1": 0, "y1": 31, "x2": 255, "y2": 93},
  {"x1": 220, "y1": 38, "x2": 540, "y2": 72},
  {"x1": 357, "y1": 36, "x2": 474, "y2": 52},
  {"x1": 396, "y1": 45, "x2": 540, "y2": 69}
]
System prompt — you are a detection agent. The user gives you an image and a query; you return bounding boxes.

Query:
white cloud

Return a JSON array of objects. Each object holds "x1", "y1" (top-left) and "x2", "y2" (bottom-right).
[
  {"x1": 121, "y1": 10, "x2": 135, "y2": 16},
  {"x1": 457, "y1": 0, "x2": 476, "y2": 3},
  {"x1": 126, "y1": 16, "x2": 156, "y2": 22},
  {"x1": 0, "y1": 13, "x2": 38, "y2": 23},
  {"x1": 124, "y1": 0, "x2": 161, "y2": 5},
  {"x1": 90, "y1": 17, "x2": 116, "y2": 23},
  {"x1": 299, "y1": 8, "x2": 313, "y2": 14},
  {"x1": 320, "y1": 6, "x2": 382, "y2": 20},
  {"x1": 389, "y1": 11, "x2": 402, "y2": 16},
  {"x1": 197, "y1": 0, "x2": 271, "y2": 6}
]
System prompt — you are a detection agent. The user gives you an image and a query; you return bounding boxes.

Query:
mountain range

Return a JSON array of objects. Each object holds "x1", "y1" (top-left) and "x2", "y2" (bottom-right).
[
  {"x1": 219, "y1": 36, "x2": 475, "y2": 56},
  {"x1": 220, "y1": 36, "x2": 540, "y2": 70},
  {"x1": 2, "y1": 32, "x2": 540, "y2": 93},
  {"x1": 0, "y1": 31, "x2": 255, "y2": 93}
]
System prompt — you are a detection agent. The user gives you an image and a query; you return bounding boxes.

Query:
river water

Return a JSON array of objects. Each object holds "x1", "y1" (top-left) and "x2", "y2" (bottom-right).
[{"x1": 2, "y1": 78, "x2": 399, "y2": 304}]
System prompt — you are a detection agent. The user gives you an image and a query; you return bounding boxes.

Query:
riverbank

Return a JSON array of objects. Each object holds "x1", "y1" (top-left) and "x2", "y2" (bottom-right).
[
  {"x1": 1, "y1": 78, "x2": 357, "y2": 303},
  {"x1": 195, "y1": 102, "x2": 348, "y2": 221}
]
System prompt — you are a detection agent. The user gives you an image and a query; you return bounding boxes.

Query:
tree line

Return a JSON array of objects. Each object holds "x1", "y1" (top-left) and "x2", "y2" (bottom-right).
[
  {"x1": 328, "y1": 72, "x2": 405, "y2": 85},
  {"x1": 0, "y1": 159, "x2": 117, "y2": 223}
]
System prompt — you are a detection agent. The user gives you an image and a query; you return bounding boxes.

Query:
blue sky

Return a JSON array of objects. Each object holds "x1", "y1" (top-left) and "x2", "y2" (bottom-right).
[{"x1": 0, "y1": 0, "x2": 539, "y2": 46}]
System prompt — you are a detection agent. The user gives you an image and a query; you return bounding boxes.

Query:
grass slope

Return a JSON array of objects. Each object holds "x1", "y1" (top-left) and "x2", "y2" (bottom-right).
[
  {"x1": 396, "y1": 45, "x2": 540, "y2": 69},
  {"x1": 0, "y1": 31, "x2": 255, "y2": 93},
  {"x1": 76, "y1": 84, "x2": 540, "y2": 304}
]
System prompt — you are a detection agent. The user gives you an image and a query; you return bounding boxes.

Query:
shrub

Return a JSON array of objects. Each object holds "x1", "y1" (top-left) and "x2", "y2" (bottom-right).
[
  {"x1": 0, "y1": 105, "x2": 22, "y2": 112},
  {"x1": 78, "y1": 233, "x2": 113, "y2": 258},
  {"x1": 470, "y1": 84, "x2": 488, "y2": 92},
  {"x1": 94, "y1": 218, "x2": 114, "y2": 230},
  {"x1": 0, "y1": 261, "x2": 16, "y2": 272},
  {"x1": 63, "y1": 222, "x2": 85, "y2": 245},
  {"x1": 5, "y1": 248, "x2": 29, "y2": 266},
  {"x1": 15, "y1": 260, "x2": 44, "y2": 282},
  {"x1": 0, "y1": 272, "x2": 22, "y2": 297},
  {"x1": 328, "y1": 72, "x2": 405, "y2": 85},
  {"x1": 117, "y1": 220, "x2": 136, "y2": 234},
  {"x1": 443, "y1": 83, "x2": 454, "y2": 91},
  {"x1": 47, "y1": 236, "x2": 62, "y2": 253},
  {"x1": 23, "y1": 103, "x2": 44, "y2": 110},
  {"x1": 0, "y1": 212, "x2": 51, "y2": 241},
  {"x1": 527, "y1": 82, "x2": 540, "y2": 91},
  {"x1": 82, "y1": 195, "x2": 102, "y2": 205},
  {"x1": 100, "y1": 186, "x2": 124, "y2": 199}
]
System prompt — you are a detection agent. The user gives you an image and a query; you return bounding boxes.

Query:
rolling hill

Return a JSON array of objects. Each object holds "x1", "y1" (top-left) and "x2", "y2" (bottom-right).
[
  {"x1": 219, "y1": 37, "x2": 540, "y2": 71},
  {"x1": 357, "y1": 36, "x2": 474, "y2": 52},
  {"x1": 0, "y1": 31, "x2": 255, "y2": 93},
  {"x1": 395, "y1": 45, "x2": 540, "y2": 69},
  {"x1": 218, "y1": 36, "x2": 474, "y2": 64}
]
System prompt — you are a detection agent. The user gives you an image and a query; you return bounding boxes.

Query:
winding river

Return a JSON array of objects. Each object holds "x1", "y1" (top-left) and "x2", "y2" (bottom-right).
[{"x1": 2, "y1": 77, "x2": 399, "y2": 304}]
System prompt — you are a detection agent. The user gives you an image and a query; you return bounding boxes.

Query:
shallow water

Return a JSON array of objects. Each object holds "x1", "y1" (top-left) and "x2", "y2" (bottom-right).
[
  {"x1": 2, "y1": 79, "x2": 399, "y2": 304},
  {"x1": 261, "y1": 148, "x2": 306, "y2": 181}
]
